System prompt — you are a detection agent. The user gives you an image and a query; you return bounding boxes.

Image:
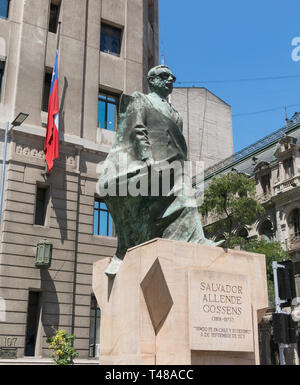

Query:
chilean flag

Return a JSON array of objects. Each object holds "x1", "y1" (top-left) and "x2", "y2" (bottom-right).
[{"x1": 44, "y1": 50, "x2": 59, "y2": 172}]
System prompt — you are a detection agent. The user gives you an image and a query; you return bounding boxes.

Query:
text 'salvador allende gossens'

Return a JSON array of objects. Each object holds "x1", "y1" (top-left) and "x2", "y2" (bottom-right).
[{"x1": 200, "y1": 282, "x2": 243, "y2": 316}]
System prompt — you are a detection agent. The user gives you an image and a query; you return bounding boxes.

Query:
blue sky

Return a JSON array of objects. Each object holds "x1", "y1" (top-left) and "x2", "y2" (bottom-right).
[{"x1": 159, "y1": 0, "x2": 300, "y2": 152}]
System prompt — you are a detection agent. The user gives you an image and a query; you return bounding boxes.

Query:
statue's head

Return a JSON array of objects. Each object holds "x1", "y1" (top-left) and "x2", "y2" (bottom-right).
[{"x1": 147, "y1": 65, "x2": 176, "y2": 98}]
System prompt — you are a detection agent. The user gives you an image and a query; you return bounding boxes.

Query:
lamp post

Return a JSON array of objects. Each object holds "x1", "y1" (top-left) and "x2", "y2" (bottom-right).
[{"x1": 0, "y1": 112, "x2": 29, "y2": 224}]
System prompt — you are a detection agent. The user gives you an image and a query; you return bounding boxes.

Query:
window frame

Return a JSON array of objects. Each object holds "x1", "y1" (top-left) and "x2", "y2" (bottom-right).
[
  {"x1": 0, "y1": 0, "x2": 10, "y2": 20},
  {"x1": 97, "y1": 90, "x2": 119, "y2": 131},
  {"x1": 93, "y1": 198, "x2": 114, "y2": 237},
  {"x1": 259, "y1": 220, "x2": 273, "y2": 242},
  {"x1": 261, "y1": 173, "x2": 271, "y2": 195},
  {"x1": 0, "y1": 61, "x2": 5, "y2": 99},
  {"x1": 283, "y1": 157, "x2": 294, "y2": 180},
  {"x1": 42, "y1": 70, "x2": 52, "y2": 112},
  {"x1": 100, "y1": 22, "x2": 123, "y2": 57},
  {"x1": 48, "y1": 1, "x2": 61, "y2": 34},
  {"x1": 289, "y1": 208, "x2": 300, "y2": 240},
  {"x1": 34, "y1": 184, "x2": 50, "y2": 227},
  {"x1": 89, "y1": 295, "x2": 101, "y2": 358},
  {"x1": 24, "y1": 290, "x2": 42, "y2": 357}
]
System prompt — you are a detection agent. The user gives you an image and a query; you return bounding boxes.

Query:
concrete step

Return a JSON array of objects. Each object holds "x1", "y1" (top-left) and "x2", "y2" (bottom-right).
[{"x1": 0, "y1": 357, "x2": 99, "y2": 365}]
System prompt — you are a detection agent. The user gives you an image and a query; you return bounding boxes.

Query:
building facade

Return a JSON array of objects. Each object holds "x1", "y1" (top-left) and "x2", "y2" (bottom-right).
[
  {"x1": 172, "y1": 87, "x2": 233, "y2": 170},
  {"x1": 202, "y1": 115, "x2": 300, "y2": 364},
  {"x1": 0, "y1": 0, "x2": 158, "y2": 360},
  {"x1": 202, "y1": 114, "x2": 300, "y2": 296}
]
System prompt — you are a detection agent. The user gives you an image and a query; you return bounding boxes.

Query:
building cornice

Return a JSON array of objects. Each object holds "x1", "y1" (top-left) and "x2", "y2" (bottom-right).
[{"x1": 0, "y1": 123, "x2": 112, "y2": 156}]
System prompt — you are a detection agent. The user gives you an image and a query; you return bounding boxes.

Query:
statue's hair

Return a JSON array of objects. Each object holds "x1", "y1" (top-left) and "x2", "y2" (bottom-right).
[{"x1": 147, "y1": 65, "x2": 172, "y2": 81}]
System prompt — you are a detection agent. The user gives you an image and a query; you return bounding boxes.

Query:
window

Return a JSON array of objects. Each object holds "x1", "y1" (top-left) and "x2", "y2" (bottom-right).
[
  {"x1": 93, "y1": 198, "x2": 114, "y2": 236},
  {"x1": 283, "y1": 158, "x2": 294, "y2": 179},
  {"x1": 289, "y1": 209, "x2": 300, "y2": 239},
  {"x1": 261, "y1": 174, "x2": 271, "y2": 195},
  {"x1": 98, "y1": 91, "x2": 119, "y2": 131},
  {"x1": 89, "y1": 295, "x2": 101, "y2": 358},
  {"x1": 34, "y1": 186, "x2": 50, "y2": 226},
  {"x1": 24, "y1": 291, "x2": 42, "y2": 357},
  {"x1": 100, "y1": 23, "x2": 122, "y2": 57},
  {"x1": 259, "y1": 220, "x2": 273, "y2": 242},
  {"x1": 49, "y1": 1, "x2": 61, "y2": 33},
  {"x1": 0, "y1": 0, "x2": 10, "y2": 19},
  {"x1": 0, "y1": 61, "x2": 5, "y2": 97},
  {"x1": 42, "y1": 71, "x2": 52, "y2": 112}
]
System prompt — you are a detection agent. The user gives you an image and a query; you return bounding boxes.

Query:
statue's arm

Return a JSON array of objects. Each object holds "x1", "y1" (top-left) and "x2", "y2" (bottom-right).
[{"x1": 129, "y1": 93, "x2": 153, "y2": 164}]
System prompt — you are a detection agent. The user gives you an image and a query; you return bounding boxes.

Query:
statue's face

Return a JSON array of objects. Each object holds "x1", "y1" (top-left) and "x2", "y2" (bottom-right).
[{"x1": 149, "y1": 68, "x2": 176, "y2": 98}]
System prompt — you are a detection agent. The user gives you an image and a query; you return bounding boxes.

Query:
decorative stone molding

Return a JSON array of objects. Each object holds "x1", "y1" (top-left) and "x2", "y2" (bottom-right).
[
  {"x1": 14, "y1": 143, "x2": 76, "y2": 168},
  {"x1": 287, "y1": 112, "x2": 300, "y2": 127}
]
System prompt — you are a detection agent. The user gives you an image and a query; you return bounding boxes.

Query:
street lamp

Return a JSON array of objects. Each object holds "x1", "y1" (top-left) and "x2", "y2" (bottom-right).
[
  {"x1": 11, "y1": 112, "x2": 29, "y2": 127},
  {"x1": 0, "y1": 112, "x2": 29, "y2": 223}
]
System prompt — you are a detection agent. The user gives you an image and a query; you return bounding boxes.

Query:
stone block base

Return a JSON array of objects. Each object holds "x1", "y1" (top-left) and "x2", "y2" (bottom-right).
[{"x1": 92, "y1": 238, "x2": 268, "y2": 365}]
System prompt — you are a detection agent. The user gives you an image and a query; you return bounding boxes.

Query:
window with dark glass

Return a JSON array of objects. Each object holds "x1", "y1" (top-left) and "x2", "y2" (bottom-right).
[
  {"x1": 100, "y1": 23, "x2": 122, "y2": 56},
  {"x1": 283, "y1": 158, "x2": 294, "y2": 179},
  {"x1": 89, "y1": 295, "x2": 101, "y2": 358},
  {"x1": 98, "y1": 91, "x2": 119, "y2": 131},
  {"x1": 289, "y1": 209, "x2": 300, "y2": 239},
  {"x1": 261, "y1": 173, "x2": 271, "y2": 195},
  {"x1": 0, "y1": 61, "x2": 5, "y2": 96},
  {"x1": 259, "y1": 220, "x2": 273, "y2": 242},
  {"x1": 49, "y1": 1, "x2": 61, "y2": 33},
  {"x1": 0, "y1": 0, "x2": 10, "y2": 19},
  {"x1": 42, "y1": 71, "x2": 52, "y2": 112},
  {"x1": 34, "y1": 186, "x2": 50, "y2": 226},
  {"x1": 93, "y1": 198, "x2": 113, "y2": 236},
  {"x1": 24, "y1": 291, "x2": 42, "y2": 357}
]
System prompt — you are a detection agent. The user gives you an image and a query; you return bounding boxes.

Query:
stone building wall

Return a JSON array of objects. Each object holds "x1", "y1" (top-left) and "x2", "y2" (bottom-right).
[
  {"x1": 0, "y1": 0, "x2": 158, "y2": 359},
  {"x1": 171, "y1": 87, "x2": 233, "y2": 170}
]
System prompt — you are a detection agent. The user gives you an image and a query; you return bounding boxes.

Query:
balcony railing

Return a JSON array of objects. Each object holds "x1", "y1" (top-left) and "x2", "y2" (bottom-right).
[
  {"x1": 273, "y1": 175, "x2": 300, "y2": 195},
  {"x1": 285, "y1": 236, "x2": 300, "y2": 252}
]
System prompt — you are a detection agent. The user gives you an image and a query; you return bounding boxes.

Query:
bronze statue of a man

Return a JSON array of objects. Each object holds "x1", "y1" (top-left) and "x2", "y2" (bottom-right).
[{"x1": 97, "y1": 65, "x2": 222, "y2": 275}]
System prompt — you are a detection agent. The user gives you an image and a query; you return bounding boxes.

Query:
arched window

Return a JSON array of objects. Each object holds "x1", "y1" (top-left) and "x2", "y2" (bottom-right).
[
  {"x1": 237, "y1": 228, "x2": 248, "y2": 239},
  {"x1": 289, "y1": 209, "x2": 300, "y2": 239},
  {"x1": 259, "y1": 220, "x2": 273, "y2": 242}
]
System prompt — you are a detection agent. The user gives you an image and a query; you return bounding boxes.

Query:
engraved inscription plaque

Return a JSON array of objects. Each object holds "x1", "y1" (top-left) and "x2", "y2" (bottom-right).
[{"x1": 189, "y1": 270, "x2": 254, "y2": 352}]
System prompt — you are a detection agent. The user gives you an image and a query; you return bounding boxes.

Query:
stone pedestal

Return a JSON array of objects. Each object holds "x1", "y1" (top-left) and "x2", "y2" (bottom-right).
[{"x1": 92, "y1": 238, "x2": 268, "y2": 365}]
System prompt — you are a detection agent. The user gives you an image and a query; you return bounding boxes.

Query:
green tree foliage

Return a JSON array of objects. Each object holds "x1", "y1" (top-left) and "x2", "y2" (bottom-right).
[
  {"x1": 201, "y1": 172, "x2": 290, "y2": 306},
  {"x1": 227, "y1": 237, "x2": 290, "y2": 306},
  {"x1": 200, "y1": 172, "x2": 264, "y2": 238}
]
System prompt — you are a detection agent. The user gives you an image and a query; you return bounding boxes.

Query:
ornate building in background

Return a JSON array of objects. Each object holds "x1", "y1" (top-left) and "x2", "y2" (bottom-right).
[
  {"x1": 201, "y1": 114, "x2": 300, "y2": 364},
  {"x1": 202, "y1": 114, "x2": 300, "y2": 289}
]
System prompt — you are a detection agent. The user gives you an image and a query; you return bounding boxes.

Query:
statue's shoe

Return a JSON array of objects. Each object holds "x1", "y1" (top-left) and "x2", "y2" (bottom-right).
[
  {"x1": 201, "y1": 238, "x2": 225, "y2": 247},
  {"x1": 105, "y1": 255, "x2": 123, "y2": 278},
  {"x1": 214, "y1": 239, "x2": 226, "y2": 247}
]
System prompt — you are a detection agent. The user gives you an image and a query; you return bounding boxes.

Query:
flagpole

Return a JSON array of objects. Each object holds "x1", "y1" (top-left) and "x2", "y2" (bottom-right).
[{"x1": 43, "y1": 22, "x2": 61, "y2": 175}]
